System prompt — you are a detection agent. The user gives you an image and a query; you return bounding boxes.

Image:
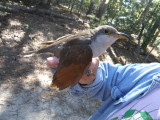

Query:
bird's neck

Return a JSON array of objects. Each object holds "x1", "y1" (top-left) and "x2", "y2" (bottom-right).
[
  {"x1": 89, "y1": 35, "x2": 117, "y2": 57},
  {"x1": 89, "y1": 41, "x2": 109, "y2": 57}
]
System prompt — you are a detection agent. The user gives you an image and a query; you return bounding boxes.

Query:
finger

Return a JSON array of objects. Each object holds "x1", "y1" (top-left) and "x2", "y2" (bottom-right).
[
  {"x1": 89, "y1": 57, "x2": 99, "y2": 69},
  {"x1": 46, "y1": 57, "x2": 59, "y2": 66},
  {"x1": 79, "y1": 57, "x2": 99, "y2": 85}
]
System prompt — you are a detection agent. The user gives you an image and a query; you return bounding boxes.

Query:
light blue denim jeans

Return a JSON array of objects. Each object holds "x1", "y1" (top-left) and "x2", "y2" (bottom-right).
[{"x1": 70, "y1": 62, "x2": 160, "y2": 120}]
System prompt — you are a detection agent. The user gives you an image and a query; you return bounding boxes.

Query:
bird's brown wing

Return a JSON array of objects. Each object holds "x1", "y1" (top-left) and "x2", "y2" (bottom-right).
[
  {"x1": 40, "y1": 34, "x2": 75, "y2": 45},
  {"x1": 39, "y1": 29, "x2": 92, "y2": 46},
  {"x1": 51, "y1": 45, "x2": 92, "y2": 90},
  {"x1": 21, "y1": 30, "x2": 93, "y2": 56}
]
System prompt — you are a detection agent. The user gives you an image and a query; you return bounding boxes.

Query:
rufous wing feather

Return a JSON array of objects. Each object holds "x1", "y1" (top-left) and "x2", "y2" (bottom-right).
[{"x1": 51, "y1": 45, "x2": 92, "y2": 90}]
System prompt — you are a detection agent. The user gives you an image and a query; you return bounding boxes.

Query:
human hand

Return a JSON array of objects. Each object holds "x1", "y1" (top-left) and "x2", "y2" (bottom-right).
[{"x1": 46, "y1": 57, "x2": 99, "y2": 85}]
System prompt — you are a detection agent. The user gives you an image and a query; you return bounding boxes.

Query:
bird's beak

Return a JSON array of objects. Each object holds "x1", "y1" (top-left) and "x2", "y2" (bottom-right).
[{"x1": 112, "y1": 32, "x2": 131, "y2": 39}]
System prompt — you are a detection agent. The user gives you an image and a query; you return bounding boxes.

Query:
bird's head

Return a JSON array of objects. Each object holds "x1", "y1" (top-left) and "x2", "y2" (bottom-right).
[{"x1": 93, "y1": 25, "x2": 131, "y2": 44}]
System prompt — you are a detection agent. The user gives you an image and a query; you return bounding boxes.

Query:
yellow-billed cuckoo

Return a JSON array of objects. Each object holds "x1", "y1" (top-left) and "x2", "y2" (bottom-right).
[{"x1": 23, "y1": 25, "x2": 131, "y2": 90}]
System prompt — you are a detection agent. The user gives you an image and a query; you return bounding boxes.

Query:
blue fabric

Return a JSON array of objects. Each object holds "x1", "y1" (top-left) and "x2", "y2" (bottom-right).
[{"x1": 70, "y1": 62, "x2": 160, "y2": 120}]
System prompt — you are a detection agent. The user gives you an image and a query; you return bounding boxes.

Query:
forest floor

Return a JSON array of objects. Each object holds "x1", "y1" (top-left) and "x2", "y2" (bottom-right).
[{"x1": 0, "y1": 6, "x2": 159, "y2": 120}]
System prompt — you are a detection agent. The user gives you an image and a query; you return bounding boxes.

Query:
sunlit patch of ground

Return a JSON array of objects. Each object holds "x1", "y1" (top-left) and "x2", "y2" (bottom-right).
[
  {"x1": 0, "y1": 12, "x2": 102, "y2": 120},
  {"x1": 0, "y1": 7, "x2": 159, "y2": 120}
]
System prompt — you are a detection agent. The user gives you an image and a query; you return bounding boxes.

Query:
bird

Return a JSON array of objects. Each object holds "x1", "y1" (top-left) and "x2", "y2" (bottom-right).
[{"x1": 22, "y1": 25, "x2": 131, "y2": 90}]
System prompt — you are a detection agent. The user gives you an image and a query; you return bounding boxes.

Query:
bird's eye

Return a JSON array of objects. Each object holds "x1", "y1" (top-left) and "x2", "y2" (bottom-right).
[{"x1": 105, "y1": 29, "x2": 110, "y2": 34}]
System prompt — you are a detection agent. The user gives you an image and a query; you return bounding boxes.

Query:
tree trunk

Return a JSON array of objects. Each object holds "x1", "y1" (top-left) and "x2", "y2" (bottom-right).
[
  {"x1": 135, "y1": 0, "x2": 153, "y2": 37},
  {"x1": 39, "y1": 0, "x2": 51, "y2": 8},
  {"x1": 146, "y1": 6, "x2": 159, "y2": 31},
  {"x1": 137, "y1": 23, "x2": 145, "y2": 55},
  {"x1": 86, "y1": 0, "x2": 94, "y2": 15},
  {"x1": 150, "y1": 30, "x2": 160, "y2": 46},
  {"x1": 55, "y1": 0, "x2": 60, "y2": 6},
  {"x1": 137, "y1": 23, "x2": 145, "y2": 40},
  {"x1": 47, "y1": 0, "x2": 51, "y2": 6},
  {"x1": 145, "y1": 41, "x2": 160, "y2": 62},
  {"x1": 137, "y1": 0, "x2": 153, "y2": 22},
  {"x1": 68, "y1": 0, "x2": 72, "y2": 9},
  {"x1": 96, "y1": 0, "x2": 107, "y2": 19},
  {"x1": 70, "y1": 0, "x2": 76, "y2": 14},
  {"x1": 141, "y1": 16, "x2": 160, "y2": 50},
  {"x1": 78, "y1": 0, "x2": 84, "y2": 15}
]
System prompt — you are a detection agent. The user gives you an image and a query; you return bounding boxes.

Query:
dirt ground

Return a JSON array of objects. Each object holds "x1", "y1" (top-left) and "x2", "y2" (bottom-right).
[{"x1": 0, "y1": 7, "x2": 159, "y2": 120}]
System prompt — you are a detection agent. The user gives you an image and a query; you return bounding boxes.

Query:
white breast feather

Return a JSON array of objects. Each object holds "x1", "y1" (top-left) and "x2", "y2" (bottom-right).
[{"x1": 90, "y1": 34, "x2": 118, "y2": 57}]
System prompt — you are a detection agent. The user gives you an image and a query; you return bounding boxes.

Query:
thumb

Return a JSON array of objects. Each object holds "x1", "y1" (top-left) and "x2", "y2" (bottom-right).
[{"x1": 46, "y1": 57, "x2": 59, "y2": 66}]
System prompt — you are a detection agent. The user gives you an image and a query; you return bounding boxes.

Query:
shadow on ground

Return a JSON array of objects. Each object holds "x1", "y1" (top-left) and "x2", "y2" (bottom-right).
[
  {"x1": 0, "y1": 11, "x2": 101, "y2": 120},
  {"x1": 0, "y1": 7, "x2": 159, "y2": 120}
]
